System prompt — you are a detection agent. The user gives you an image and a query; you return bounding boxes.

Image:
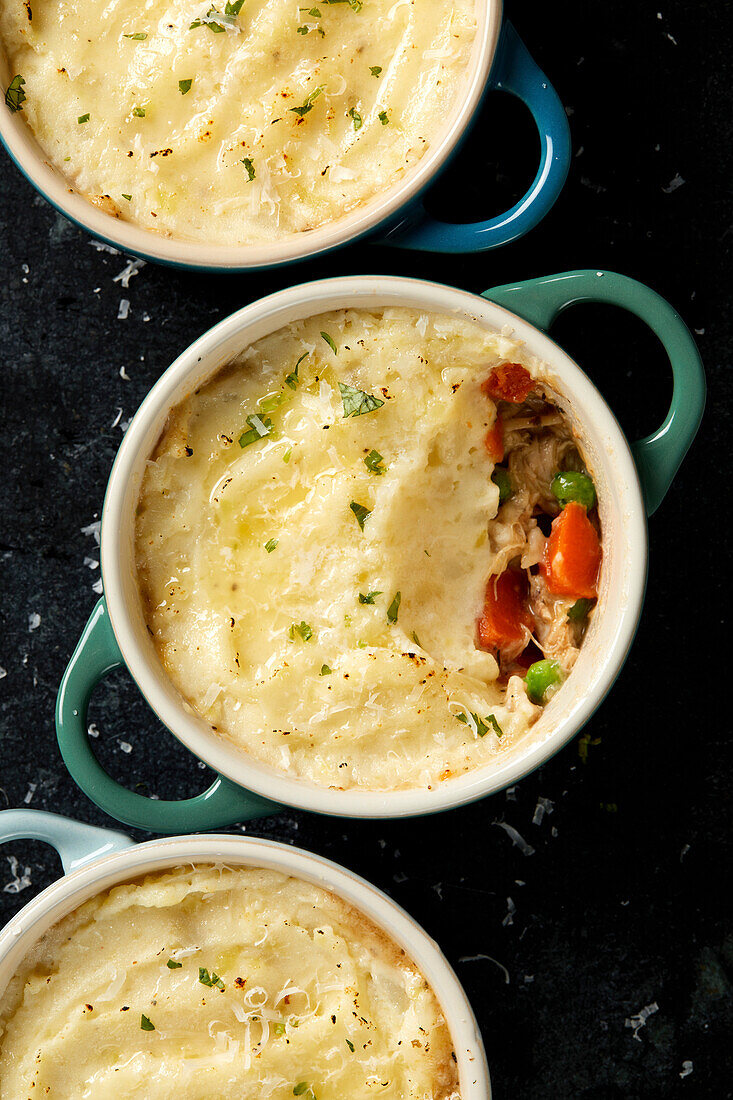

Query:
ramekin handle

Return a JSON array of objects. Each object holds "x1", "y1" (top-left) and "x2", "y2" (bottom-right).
[
  {"x1": 482, "y1": 270, "x2": 705, "y2": 515},
  {"x1": 56, "y1": 599, "x2": 280, "y2": 832},
  {"x1": 385, "y1": 22, "x2": 571, "y2": 253},
  {"x1": 0, "y1": 808, "x2": 133, "y2": 874}
]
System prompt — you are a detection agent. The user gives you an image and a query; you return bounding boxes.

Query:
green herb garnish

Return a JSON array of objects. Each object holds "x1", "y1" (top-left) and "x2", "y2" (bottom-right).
[
  {"x1": 286, "y1": 352, "x2": 308, "y2": 389},
  {"x1": 122, "y1": 193, "x2": 132, "y2": 201},
  {"x1": 283, "y1": 447, "x2": 292, "y2": 463},
  {"x1": 123, "y1": 32, "x2": 148, "y2": 39},
  {"x1": 5, "y1": 75, "x2": 26, "y2": 112},
  {"x1": 141, "y1": 1014, "x2": 155, "y2": 1030},
  {"x1": 198, "y1": 967, "x2": 225, "y2": 990},
  {"x1": 358, "y1": 591, "x2": 381, "y2": 604},
  {"x1": 166, "y1": 958, "x2": 183, "y2": 969},
  {"x1": 241, "y1": 156, "x2": 255, "y2": 181},
  {"x1": 339, "y1": 382, "x2": 384, "y2": 418},
  {"x1": 364, "y1": 448, "x2": 386, "y2": 474},
  {"x1": 455, "y1": 710, "x2": 501, "y2": 738},
  {"x1": 289, "y1": 621, "x2": 314, "y2": 642},
  {"x1": 369, "y1": 65, "x2": 382, "y2": 77},
  {"x1": 411, "y1": 631, "x2": 422, "y2": 648},
  {"x1": 239, "y1": 413, "x2": 273, "y2": 448},
  {"x1": 346, "y1": 1038, "x2": 355, "y2": 1051},
  {"x1": 274, "y1": 1021, "x2": 287, "y2": 1035},
  {"x1": 265, "y1": 538, "x2": 278, "y2": 553},
  {"x1": 348, "y1": 107, "x2": 362, "y2": 130},
  {"x1": 77, "y1": 113, "x2": 90, "y2": 124},
  {"x1": 179, "y1": 78, "x2": 193, "y2": 94},
  {"x1": 378, "y1": 110, "x2": 389, "y2": 125},
  {"x1": 190, "y1": 1, "x2": 243, "y2": 31},
  {"x1": 320, "y1": 330, "x2": 338, "y2": 354},
  {"x1": 132, "y1": 106, "x2": 146, "y2": 117},
  {"x1": 290, "y1": 85, "x2": 324, "y2": 117},
  {"x1": 350, "y1": 502, "x2": 371, "y2": 531},
  {"x1": 320, "y1": 664, "x2": 332, "y2": 676},
  {"x1": 387, "y1": 591, "x2": 401, "y2": 623}
]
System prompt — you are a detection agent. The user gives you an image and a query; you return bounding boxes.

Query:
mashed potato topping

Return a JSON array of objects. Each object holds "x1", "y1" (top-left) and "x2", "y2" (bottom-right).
[
  {"x1": 0, "y1": 865, "x2": 460, "y2": 1097},
  {"x1": 135, "y1": 308, "x2": 547, "y2": 791},
  {"x1": 0, "y1": 0, "x2": 477, "y2": 244}
]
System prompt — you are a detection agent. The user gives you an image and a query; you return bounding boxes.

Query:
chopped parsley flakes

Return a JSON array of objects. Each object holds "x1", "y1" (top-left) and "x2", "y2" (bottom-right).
[
  {"x1": 241, "y1": 156, "x2": 255, "y2": 181},
  {"x1": 239, "y1": 413, "x2": 273, "y2": 448},
  {"x1": 456, "y1": 711, "x2": 503, "y2": 738},
  {"x1": 378, "y1": 110, "x2": 389, "y2": 125},
  {"x1": 140, "y1": 1014, "x2": 155, "y2": 1030},
  {"x1": 349, "y1": 501, "x2": 371, "y2": 531},
  {"x1": 320, "y1": 664, "x2": 332, "y2": 676},
  {"x1": 166, "y1": 958, "x2": 183, "y2": 969},
  {"x1": 264, "y1": 538, "x2": 278, "y2": 553},
  {"x1": 289, "y1": 621, "x2": 314, "y2": 642},
  {"x1": 364, "y1": 448, "x2": 386, "y2": 474},
  {"x1": 348, "y1": 107, "x2": 363, "y2": 130},
  {"x1": 178, "y1": 78, "x2": 193, "y2": 95},
  {"x1": 290, "y1": 85, "x2": 324, "y2": 118},
  {"x1": 123, "y1": 32, "x2": 148, "y2": 39},
  {"x1": 190, "y1": 1, "x2": 244, "y2": 32},
  {"x1": 77, "y1": 113, "x2": 90, "y2": 124},
  {"x1": 5, "y1": 75, "x2": 26, "y2": 112},
  {"x1": 132, "y1": 105, "x2": 146, "y2": 117},
  {"x1": 339, "y1": 382, "x2": 384, "y2": 418},
  {"x1": 320, "y1": 330, "x2": 338, "y2": 354},
  {"x1": 387, "y1": 591, "x2": 401, "y2": 623},
  {"x1": 198, "y1": 967, "x2": 225, "y2": 990},
  {"x1": 286, "y1": 352, "x2": 308, "y2": 389},
  {"x1": 370, "y1": 65, "x2": 382, "y2": 77},
  {"x1": 358, "y1": 591, "x2": 381, "y2": 604}
]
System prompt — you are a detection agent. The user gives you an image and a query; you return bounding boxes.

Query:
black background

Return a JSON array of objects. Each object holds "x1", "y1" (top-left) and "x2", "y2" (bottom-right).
[{"x1": 1, "y1": 2, "x2": 731, "y2": 1097}]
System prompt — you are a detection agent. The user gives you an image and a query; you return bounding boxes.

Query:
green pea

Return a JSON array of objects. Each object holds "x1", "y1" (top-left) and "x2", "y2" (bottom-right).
[
  {"x1": 492, "y1": 467, "x2": 512, "y2": 504},
  {"x1": 526, "y1": 659, "x2": 565, "y2": 704},
  {"x1": 551, "y1": 470, "x2": 597, "y2": 510},
  {"x1": 567, "y1": 598, "x2": 594, "y2": 622}
]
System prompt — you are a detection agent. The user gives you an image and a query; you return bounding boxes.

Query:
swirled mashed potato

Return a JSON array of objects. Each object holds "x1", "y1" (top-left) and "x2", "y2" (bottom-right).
[
  {"x1": 135, "y1": 308, "x2": 542, "y2": 791},
  {"x1": 0, "y1": 865, "x2": 460, "y2": 1097},
  {"x1": 0, "y1": 0, "x2": 477, "y2": 244}
]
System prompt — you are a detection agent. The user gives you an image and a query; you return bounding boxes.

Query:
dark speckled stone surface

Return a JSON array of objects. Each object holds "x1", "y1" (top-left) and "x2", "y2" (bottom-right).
[{"x1": 0, "y1": 1, "x2": 731, "y2": 1096}]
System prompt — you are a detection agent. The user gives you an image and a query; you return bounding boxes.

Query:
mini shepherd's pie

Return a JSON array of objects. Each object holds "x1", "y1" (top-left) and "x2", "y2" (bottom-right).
[
  {"x1": 0, "y1": 0, "x2": 477, "y2": 244},
  {"x1": 135, "y1": 309, "x2": 603, "y2": 791},
  {"x1": 0, "y1": 865, "x2": 460, "y2": 1097}
]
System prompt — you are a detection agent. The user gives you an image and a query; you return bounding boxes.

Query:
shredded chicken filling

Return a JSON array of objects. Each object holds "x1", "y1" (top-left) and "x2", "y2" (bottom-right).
[{"x1": 478, "y1": 363, "x2": 602, "y2": 702}]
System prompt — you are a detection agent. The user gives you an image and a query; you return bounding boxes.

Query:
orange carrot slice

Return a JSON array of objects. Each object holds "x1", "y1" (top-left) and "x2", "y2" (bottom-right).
[
  {"x1": 484, "y1": 416, "x2": 504, "y2": 462},
  {"x1": 477, "y1": 570, "x2": 533, "y2": 651},
  {"x1": 482, "y1": 363, "x2": 534, "y2": 404},
  {"x1": 541, "y1": 502, "x2": 601, "y2": 599}
]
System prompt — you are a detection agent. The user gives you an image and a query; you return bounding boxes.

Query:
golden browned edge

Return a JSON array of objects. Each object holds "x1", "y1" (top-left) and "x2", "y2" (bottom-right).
[{"x1": 0, "y1": 863, "x2": 461, "y2": 1096}]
